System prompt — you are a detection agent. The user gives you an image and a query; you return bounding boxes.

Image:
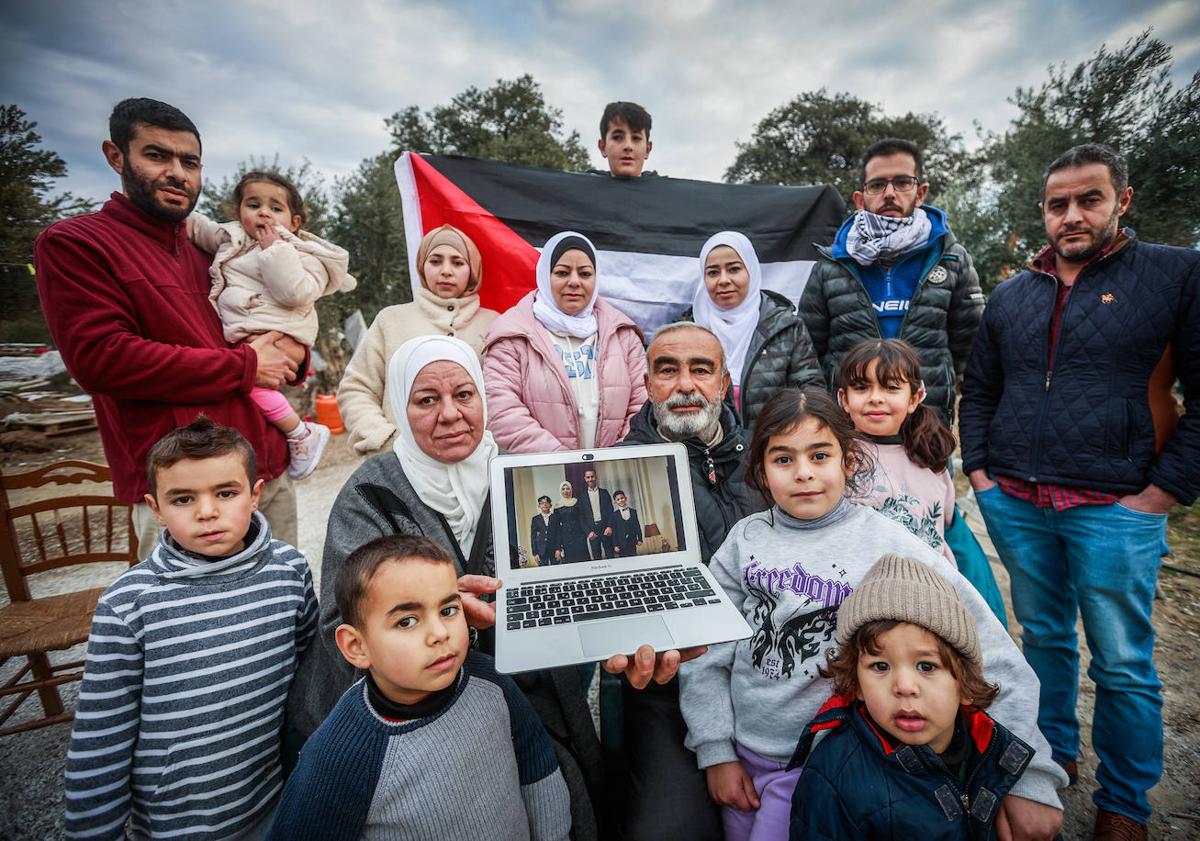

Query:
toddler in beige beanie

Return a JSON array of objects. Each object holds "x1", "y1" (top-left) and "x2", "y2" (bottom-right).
[
  {"x1": 823, "y1": 552, "x2": 998, "y2": 752},
  {"x1": 788, "y1": 553, "x2": 1040, "y2": 839}
]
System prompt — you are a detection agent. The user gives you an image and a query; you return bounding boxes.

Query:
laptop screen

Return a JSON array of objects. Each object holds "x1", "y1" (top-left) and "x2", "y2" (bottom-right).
[{"x1": 500, "y1": 452, "x2": 688, "y2": 571}]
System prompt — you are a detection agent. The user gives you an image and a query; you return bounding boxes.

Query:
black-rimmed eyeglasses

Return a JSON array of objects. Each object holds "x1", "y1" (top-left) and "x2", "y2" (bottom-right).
[{"x1": 862, "y1": 176, "x2": 920, "y2": 196}]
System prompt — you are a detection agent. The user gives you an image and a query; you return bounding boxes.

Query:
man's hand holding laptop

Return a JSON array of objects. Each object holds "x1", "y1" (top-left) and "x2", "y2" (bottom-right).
[{"x1": 603, "y1": 644, "x2": 709, "y2": 689}]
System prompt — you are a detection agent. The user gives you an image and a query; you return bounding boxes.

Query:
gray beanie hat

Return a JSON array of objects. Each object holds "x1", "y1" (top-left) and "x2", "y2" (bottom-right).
[{"x1": 836, "y1": 553, "x2": 981, "y2": 667}]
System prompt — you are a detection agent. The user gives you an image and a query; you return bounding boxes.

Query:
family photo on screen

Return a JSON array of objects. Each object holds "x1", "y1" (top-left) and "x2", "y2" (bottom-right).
[{"x1": 504, "y1": 455, "x2": 685, "y2": 568}]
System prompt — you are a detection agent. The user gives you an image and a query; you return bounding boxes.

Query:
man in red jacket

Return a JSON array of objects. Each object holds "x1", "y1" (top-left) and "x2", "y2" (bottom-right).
[{"x1": 34, "y1": 98, "x2": 305, "y2": 555}]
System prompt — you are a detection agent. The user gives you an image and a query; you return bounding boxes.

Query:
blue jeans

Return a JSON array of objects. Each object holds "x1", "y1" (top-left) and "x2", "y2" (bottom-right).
[{"x1": 975, "y1": 486, "x2": 1165, "y2": 822}]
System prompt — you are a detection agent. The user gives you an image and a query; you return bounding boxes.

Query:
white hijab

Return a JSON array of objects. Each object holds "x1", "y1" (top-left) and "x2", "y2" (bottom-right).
[
  {"x1": 692, "y1": 231, "x2": 763, "y2": 386},
  {"x1": 558, "y1": 481, "x2": 578, "y2": 507},
  {"x1": 386, "y1": 335, "x2": 499, "y2": 554},
  {"x1": 532, "y1": 231, "x2": 600, "y2": 338}
]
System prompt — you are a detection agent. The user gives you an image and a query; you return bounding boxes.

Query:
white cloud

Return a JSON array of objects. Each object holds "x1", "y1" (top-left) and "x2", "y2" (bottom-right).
[{"x1": 1, "y1": 0, "x2": 1196, "y2": 205}]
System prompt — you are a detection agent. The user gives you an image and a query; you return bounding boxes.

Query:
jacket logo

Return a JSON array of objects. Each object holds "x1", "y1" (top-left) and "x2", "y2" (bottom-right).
[
  {"x1": 927, "y1": 266, "x2": 948, "y2": 284},
  {"x1": 1101, "y1": 292, "x2": 1116, "y2": 304}
]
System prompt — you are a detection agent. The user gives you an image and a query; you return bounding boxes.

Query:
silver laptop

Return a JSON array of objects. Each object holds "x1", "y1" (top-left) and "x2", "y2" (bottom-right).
[{"x1": 490, "y1": 443, "x2": 752, "y2": 674}]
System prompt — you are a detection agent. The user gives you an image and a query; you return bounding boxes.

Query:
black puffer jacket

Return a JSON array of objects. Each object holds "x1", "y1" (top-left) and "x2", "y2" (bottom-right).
[
  {"x1": 799, "y1": 228, "x2": 984, "y2": 425},
  {"x1": 622, "y1": 401, "x2": 763, "y2": 563},
  {"x1": 960, "y1": 234, "x2": 1200, "y2": 505},
  {"x1": 683, "y1": 290, "x2": 825, "y2": 432}
]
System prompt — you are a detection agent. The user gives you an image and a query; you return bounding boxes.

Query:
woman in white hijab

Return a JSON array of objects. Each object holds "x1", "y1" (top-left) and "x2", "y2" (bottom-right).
[
  {"x1": 483, "y1": 231, "x2": 647, "y2": 453},
  {"x1": 290, "y1": 336, "x2": 500, "y2": 726},
  {"x1": 684, "y1": 231, "x2": 824, "y2": 432},
  {"x1": 553, "y1": 479, "x2": 590, "y2": 563},
  {"x1": 386, "y1": 335, "x2": 498, "y2": 554}
]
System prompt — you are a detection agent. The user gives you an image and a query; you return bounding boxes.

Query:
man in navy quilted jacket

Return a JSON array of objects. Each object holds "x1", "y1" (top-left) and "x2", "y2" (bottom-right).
[{"x1": 960, "y1": 143, "x2": 1199, "y2": 841}]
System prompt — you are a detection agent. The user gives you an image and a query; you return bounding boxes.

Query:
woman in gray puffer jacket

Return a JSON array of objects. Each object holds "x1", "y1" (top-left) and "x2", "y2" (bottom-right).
[{"x1": 682, "y1": 231, "x2": 824, "y2": 432}]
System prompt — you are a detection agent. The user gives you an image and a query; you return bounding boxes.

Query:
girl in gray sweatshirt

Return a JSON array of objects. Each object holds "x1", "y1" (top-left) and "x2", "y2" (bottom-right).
[{"x1": 678, "y1": 387, "x2": 1066, "y2": 841}]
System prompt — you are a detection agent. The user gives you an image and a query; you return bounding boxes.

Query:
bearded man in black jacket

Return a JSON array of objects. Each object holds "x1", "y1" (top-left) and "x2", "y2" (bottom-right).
[{"x1": 612, "y1": 322, "x2": 764, "y2": 841}]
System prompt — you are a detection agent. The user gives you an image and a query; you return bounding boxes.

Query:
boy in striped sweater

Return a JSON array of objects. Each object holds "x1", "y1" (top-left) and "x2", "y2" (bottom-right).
[
  {"x1": 63, "y1": 417, "x2": 317, "y2": 840},
  {"x1": 268, "y1": 534, "x2": 571, "y2": 841}
]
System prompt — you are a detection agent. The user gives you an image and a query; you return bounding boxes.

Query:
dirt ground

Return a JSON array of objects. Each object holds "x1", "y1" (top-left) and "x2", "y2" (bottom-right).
[{"x1": 1, "y1": 427, "x2": 1198, "y2": 839}]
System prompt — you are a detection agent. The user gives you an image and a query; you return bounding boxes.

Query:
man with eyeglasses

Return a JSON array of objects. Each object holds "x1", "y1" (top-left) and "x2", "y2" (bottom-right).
[
  {"x1": 799, "y1": 137, "x2": 1010, "y2": 641},
  {"x1": 800, "y1": 137, "x2": 985, "y2": 429},
  {"x1": 961, "y1": 144, "x2": 1199, "y2": 841}
]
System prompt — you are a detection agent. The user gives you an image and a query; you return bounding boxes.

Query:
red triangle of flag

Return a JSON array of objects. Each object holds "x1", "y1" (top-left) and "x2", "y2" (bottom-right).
[{"x1": 409, "y1": 154, "x2": 540, "y2": 313}]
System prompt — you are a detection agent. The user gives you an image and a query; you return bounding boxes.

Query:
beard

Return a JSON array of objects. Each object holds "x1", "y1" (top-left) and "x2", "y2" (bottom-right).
[
  {"x1": 652, "y1": 391, "x2": 723, "y2": 441},
  {"x1": 121, "y1": 162, "x2": 198, "y2": 223},
  {"x1": 1052, "y1": 208, "x2": 1120, "y2": 263}
]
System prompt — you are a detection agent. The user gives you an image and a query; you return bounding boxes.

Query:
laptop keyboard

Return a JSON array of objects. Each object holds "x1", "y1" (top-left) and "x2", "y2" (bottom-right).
[{"x1": 504, "y1": 565, "x2": 722, "y2": 630}]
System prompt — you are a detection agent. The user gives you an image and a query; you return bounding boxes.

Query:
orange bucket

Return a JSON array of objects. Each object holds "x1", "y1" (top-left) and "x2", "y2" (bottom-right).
[{"x1": 315, "y1": 394, "x2": 345, "y2": 434}]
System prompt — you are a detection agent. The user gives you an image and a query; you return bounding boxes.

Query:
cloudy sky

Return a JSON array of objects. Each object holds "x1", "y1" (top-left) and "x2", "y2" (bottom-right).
[{"x1": 3, "y1": 0, "x2": 1197, "y2": 205}]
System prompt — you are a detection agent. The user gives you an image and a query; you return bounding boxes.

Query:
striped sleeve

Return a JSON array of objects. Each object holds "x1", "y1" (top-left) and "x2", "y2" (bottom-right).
[
  {"x1": 287, "y1": 547, "x2": 318, "y2": 655},
  {"x1": 63, "y1": 597, "x2": 144, "y2": 840}
]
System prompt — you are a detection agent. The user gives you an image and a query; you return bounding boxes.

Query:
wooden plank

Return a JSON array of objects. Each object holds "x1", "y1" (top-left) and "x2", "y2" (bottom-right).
[
  {"x1": 44, "y1": 418, "x2": 98, "y2": 437},
  {"x1": 6, "y1": 411, "x2": 96, "y2": 437},
  {"x1": 0, "y1": 710, "x2": 75, "y2": 736},
  {"x1": 0, "y1": 344, "x2": 52, "y2": 357}
]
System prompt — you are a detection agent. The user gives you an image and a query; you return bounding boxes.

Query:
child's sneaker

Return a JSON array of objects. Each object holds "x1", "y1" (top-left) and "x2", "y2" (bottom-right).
[{"x1": 287, "y1": 421, "x2": 330, "y2": 480}]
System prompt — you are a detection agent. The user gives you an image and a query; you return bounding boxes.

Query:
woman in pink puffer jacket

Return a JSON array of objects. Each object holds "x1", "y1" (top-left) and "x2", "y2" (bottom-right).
[{"x1": 483, "y1": 231, "x2": 647, "y2": 453}]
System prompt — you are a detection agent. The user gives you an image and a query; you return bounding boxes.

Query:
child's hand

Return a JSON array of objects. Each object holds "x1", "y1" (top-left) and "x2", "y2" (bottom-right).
[
  {"x1": 254, "y1": 223, "x2": 282, "y2": 249},
  {"x1": 996, "y1": 795, "x2": 1063, "y2": 841},
  {"x1": 706, "y1": 761, "x2": 761, "y2": 812}
]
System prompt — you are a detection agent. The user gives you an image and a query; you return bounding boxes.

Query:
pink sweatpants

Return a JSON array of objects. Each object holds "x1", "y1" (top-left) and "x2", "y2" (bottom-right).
[{"x1": 251, "y1": 387, "x2": 294, "y2": 422}]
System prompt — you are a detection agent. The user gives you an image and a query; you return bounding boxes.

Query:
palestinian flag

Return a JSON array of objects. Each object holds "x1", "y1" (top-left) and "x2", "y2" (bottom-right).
[{"x1": 395, "y1": 152, "x2": 846, "y2": 334}]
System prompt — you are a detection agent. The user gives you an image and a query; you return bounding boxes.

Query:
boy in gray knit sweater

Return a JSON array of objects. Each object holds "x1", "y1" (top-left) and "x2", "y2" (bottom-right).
[{"x1": 269, "y1": 535, "x2": 571, "y2": 841}]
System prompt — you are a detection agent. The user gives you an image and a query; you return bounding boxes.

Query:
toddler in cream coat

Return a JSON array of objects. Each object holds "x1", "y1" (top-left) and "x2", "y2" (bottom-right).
[{"x1": 189, "y1": 171, "x2": 357, "y2": 479}]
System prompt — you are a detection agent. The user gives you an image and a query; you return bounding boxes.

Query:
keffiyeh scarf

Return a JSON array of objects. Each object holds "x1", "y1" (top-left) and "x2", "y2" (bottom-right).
[{"x1": 844, "y1": 208, "x2": 932, "y2": 266}]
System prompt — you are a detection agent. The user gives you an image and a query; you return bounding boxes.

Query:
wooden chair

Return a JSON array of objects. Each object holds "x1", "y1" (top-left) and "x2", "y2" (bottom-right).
[{"x1": 0, "y1": 460, "x2": 136, "y2": 736}]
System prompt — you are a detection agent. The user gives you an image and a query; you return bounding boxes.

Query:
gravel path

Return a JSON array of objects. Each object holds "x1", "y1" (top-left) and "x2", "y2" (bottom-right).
[{"x1": 2, "y1": 440, "x2": 1197, "y2": 839}]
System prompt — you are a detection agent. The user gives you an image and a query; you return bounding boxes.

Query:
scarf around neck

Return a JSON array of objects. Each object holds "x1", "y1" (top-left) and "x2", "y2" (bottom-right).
[
  {"x1": 532, "y1": 231, "x2": 601, "y2": 338},
  {"x1": 692, "y1": 231, "x2": 763, "y2": 386},
  {"x1": 386, "y1": 335, "x2": 498, "y2": 554},
  {"x1": 844, "y1": 207, "x2": 932, "y2": 266}
]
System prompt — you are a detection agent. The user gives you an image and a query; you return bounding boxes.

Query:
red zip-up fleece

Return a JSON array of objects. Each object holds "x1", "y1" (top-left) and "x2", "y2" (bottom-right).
[{"x1": 34, "y1": 192, "x2": 290, "y2": 503}]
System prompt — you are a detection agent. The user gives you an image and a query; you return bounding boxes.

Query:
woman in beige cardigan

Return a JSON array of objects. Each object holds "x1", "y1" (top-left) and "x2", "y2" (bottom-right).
[{"x1": 337, "y1": 225, "x2": 499, "y2": 453}]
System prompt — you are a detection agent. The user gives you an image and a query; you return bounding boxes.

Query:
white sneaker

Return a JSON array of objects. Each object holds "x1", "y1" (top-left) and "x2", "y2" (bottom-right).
[{"x1": 287, "y1": 421, "x2": 330, "y2": 481}]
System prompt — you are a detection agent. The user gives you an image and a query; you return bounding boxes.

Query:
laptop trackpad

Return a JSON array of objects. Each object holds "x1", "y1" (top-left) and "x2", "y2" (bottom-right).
[{"x1": 578, "y1": 616, "x2": 675, "y2": 657}]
